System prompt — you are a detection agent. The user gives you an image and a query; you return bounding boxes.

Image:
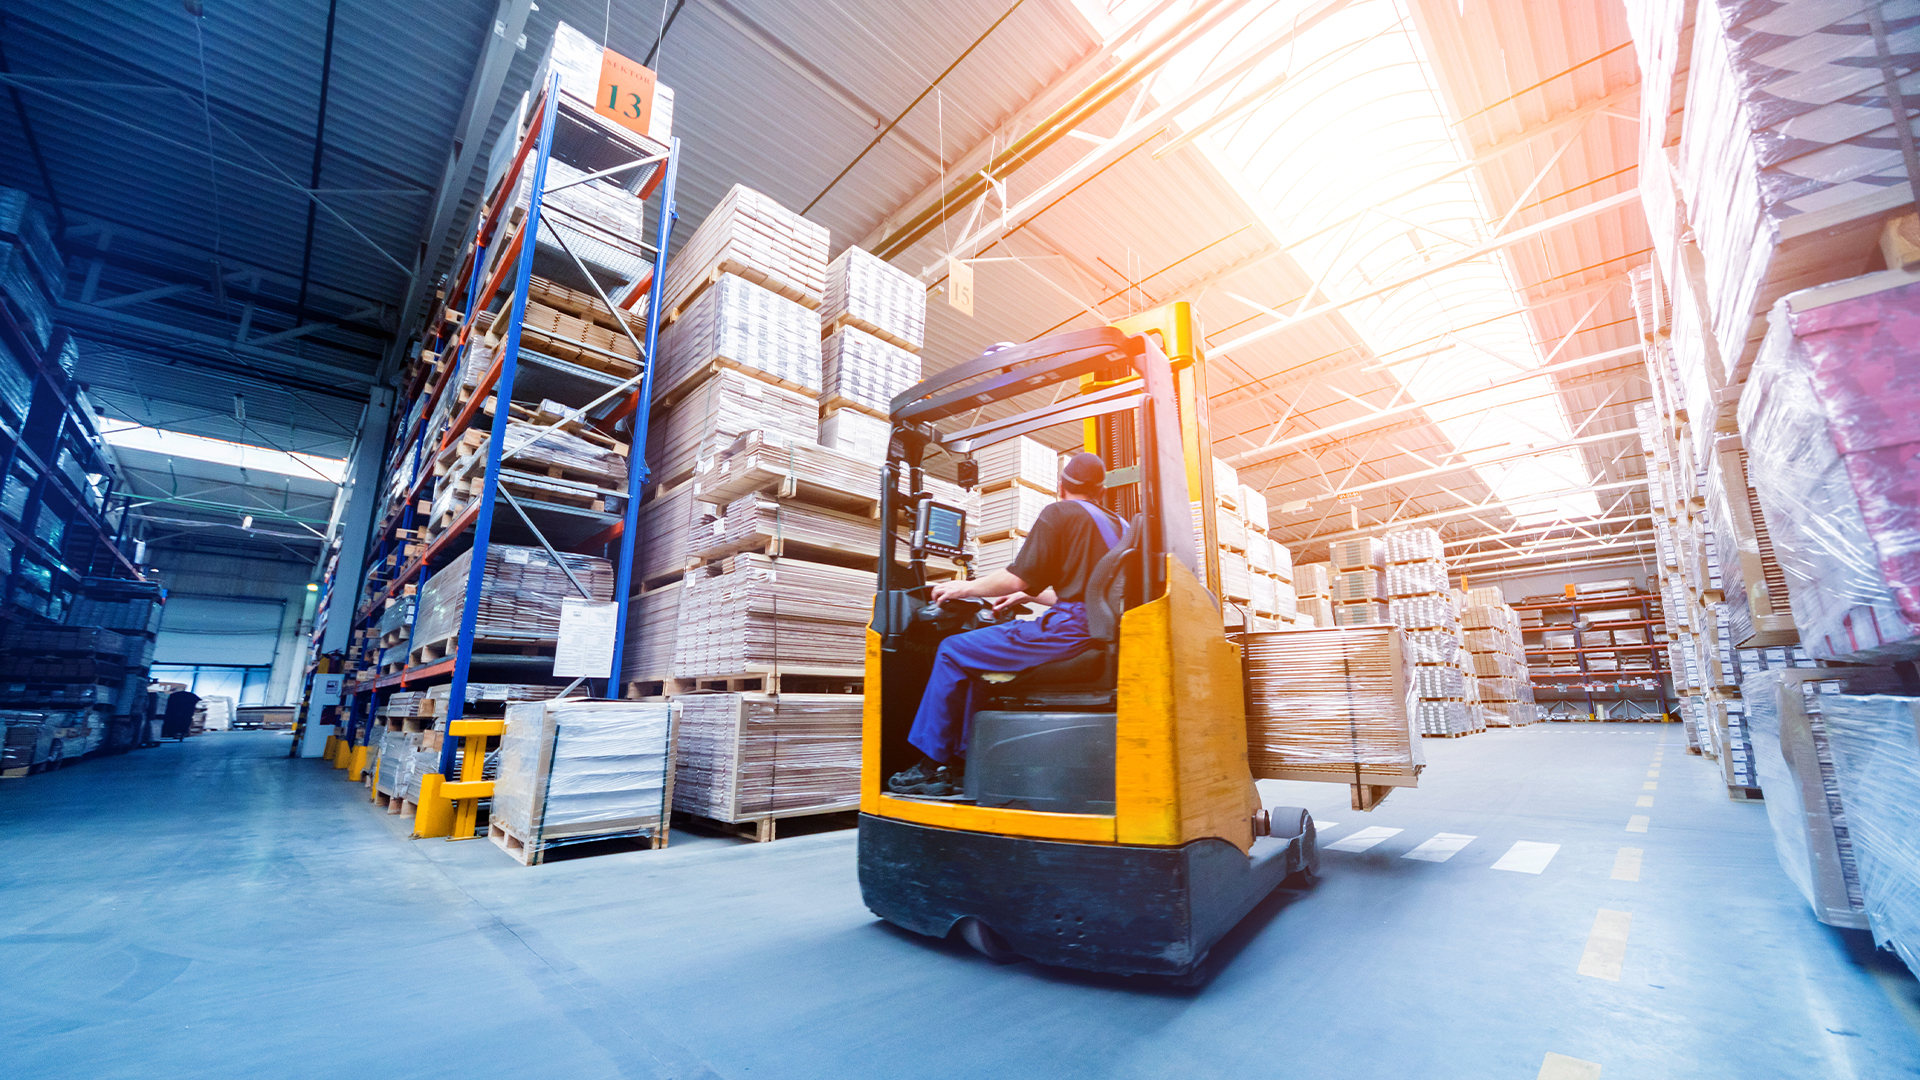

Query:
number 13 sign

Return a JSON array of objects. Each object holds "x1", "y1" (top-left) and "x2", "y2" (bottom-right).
[{"x1": 596, "y1": 46, "x2": 658, "y2": 139}]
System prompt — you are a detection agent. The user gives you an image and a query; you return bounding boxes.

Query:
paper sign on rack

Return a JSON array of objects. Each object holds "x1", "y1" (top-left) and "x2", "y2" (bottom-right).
[{"x1": 553, "y1": 598, "x2": 619, "y2": 678}]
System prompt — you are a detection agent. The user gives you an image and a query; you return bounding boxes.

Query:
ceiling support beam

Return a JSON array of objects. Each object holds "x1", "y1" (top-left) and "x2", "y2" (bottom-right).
[
  {"x1": 61, "y1": 303, "x2": 381, "y2": 386},
  {"x1": 1286, "y1": 429, "x2": 1635, "y2": 503},
  {"x1": 1227, "y1": 344, "x2": 1643, "y2": 467},
  {"x1": 1282, "y1": 477, "x2": 1647, "y2": 543},
  {"x1": 1211, "y1": 189, "x2": 1642, "y2": 359}
]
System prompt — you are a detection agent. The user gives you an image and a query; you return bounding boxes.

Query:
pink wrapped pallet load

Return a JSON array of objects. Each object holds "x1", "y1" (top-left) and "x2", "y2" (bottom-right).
[{"x1": 1740, "y1": 269, "x2": 1920, "y2": 662}]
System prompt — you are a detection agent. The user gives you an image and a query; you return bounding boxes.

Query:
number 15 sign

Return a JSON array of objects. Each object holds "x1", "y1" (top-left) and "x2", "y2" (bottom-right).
[{"x1": 596, "y1": 46, "x2": 658, "y2": 139}]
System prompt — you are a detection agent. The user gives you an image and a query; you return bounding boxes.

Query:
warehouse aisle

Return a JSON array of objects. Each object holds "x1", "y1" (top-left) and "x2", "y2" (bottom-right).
[{"x1": 2, "y1": 728, "x2": 1917, "y2": 1080}]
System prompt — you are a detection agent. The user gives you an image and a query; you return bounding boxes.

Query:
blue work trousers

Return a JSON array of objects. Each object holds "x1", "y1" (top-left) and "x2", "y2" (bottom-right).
[{"x1": 907, "y1": 602, "x2": 1093, "y2": 764}]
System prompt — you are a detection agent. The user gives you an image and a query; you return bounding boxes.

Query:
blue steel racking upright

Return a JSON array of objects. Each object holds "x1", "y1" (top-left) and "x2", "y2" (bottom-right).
[{"x1": 335, "y1": 71, "x2": 679, "y2": 820}]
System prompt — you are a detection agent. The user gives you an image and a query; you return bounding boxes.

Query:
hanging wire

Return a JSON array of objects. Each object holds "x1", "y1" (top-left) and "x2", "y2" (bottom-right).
[{"x1": 190, "y1": 15, "x2": 225, "y2": 258}]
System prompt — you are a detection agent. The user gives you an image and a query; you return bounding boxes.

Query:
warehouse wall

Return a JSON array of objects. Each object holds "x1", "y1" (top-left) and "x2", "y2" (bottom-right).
[
  {"x1": 148, "y1": 551, "x2": 315, "y2": 705},
  {"x1": 1480, "y1": 560, "x2": 1659, "y2": 606}
]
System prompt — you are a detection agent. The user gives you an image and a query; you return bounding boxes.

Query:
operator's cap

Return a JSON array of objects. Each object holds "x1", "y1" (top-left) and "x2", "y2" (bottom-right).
[{"x1": 1060, "y1": 452, "x2": 1106, "y2": 489}]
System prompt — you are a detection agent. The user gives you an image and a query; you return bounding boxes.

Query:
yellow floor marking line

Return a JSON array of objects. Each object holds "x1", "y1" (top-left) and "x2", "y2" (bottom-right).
[
  {"x1": 1538, "y1": 1052, "x2": 1603, "y2": 1079},
  {"x1": 1636, "y1": 795, "x2": 1653, "y2": 808},
  {"x1": 1643, "y1": 781, "x2": 1657, "y2": 790},
  {"x1": 1626, "y1": 815, "x2": 1649, "y2": 833},
  {"x1": 1612, "y1": 847, "x2": 1642, "y2": 881},
  {"x1": 1577, "y1": 909, "x2": 1632, "y2": 980},
  {"x1": 1647, "y1": 770, "x2": 1660, "y2": 777}
]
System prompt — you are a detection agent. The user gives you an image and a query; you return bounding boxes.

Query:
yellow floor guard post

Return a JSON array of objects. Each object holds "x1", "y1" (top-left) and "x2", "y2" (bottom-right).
[
  {"x1": 347, "y1": 743, "x2": 369, "y2": 782},
  {"x1": 444, "y1": 719, "x2": 503, "y2": 841},
  {"x1": 414, "y1": 774, "x2": 453, "y2": 838},
  {"x1": 331, "y1": 737, "x2": 350, "y2": 769},
  {"x1": 323, "y1": 735, "x2": 337, "y2": 761}
]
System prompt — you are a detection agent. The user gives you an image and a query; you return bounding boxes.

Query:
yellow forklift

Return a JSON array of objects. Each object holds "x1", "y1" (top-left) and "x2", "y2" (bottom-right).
[{"x1": 858, "y1": 305, "x2": 1317, "y2": 979}]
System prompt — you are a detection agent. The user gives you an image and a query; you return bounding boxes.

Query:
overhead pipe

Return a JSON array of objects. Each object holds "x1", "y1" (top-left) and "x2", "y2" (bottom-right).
[{"x1": 872, "y1": 0, "x2": 1257, "y2": 260}]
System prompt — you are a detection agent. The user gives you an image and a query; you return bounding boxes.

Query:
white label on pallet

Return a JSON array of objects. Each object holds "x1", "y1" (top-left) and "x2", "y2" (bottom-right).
[{"x1": 553, "y1": 598, "x2": 619, "y2": 678}]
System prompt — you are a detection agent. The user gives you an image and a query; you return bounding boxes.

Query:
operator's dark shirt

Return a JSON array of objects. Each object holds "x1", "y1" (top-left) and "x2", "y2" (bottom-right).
[{"x1": 1007, "y1": 500, "x2": 1121, "y2": 603}]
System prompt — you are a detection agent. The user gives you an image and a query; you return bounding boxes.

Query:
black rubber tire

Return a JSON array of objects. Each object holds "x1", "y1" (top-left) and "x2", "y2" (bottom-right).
[{"x1": 954, "y1": 917, "x2": 1022, "y2": 964}]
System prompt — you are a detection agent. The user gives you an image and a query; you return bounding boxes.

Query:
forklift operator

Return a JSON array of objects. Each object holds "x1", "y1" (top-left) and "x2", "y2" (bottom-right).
[{"x1": 886, "y1": 452, "x2": 1124, "y2": 798}]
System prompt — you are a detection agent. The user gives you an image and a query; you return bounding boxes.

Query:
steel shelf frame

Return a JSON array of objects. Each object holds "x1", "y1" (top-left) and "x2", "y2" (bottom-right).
[
  {"x1": 1517, "y1": 593, "x2": 1671, "y2": 720},
  {"x1": 329, "y1": 75, "x2": 679, "y2": 794}
]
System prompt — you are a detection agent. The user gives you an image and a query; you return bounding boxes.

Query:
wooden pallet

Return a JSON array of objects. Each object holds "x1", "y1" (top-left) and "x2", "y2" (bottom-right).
[
  {"x1": 410, "y1": 634, "x2": 554, "y2": 667},
  {"x1": 528, "y1": 275, "x2": 638, "y2": 333},
  {"x1": 655, "y1": 355, "x2": 821, "y2": 411},
  {"x1": 659, "y1": 258, "x2": 823, "y2": 334},
  {"x1": 675, "y1": 808, "x2": 858, "y2": 843},
  {"x1": 816, "y1": 393, "x2": 889, "y2": 421},
  {"x1": 664, "y1": 667, "x2": 865, "y2": 696},
  {"x1": 488, "y1": 816, "x2": 668, "y2": 866},
  {"x1": 820, "y1": 311, "x2": 918, "y2": 354}
]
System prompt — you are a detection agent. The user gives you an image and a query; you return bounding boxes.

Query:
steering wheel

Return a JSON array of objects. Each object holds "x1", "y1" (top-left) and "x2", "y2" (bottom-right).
[{"x1": 917, "y1": 595, "x2": 991, "y2": 622}]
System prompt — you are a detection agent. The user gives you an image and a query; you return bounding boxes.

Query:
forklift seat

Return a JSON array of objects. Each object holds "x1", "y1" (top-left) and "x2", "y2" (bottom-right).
[{"x1": 977, "y1": 513, "x2": 1140, "y2": 710}]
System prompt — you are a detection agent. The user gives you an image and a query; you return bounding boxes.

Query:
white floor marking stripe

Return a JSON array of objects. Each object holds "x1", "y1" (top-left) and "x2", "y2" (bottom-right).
[
  {"x1": 1538, "y1": 1052, "x2": 1603, "y2": 1079},
  {"x1": 1636, "y1": 795, "x2": 1653, "y2": 808},
  {"x1": 1577, "y1": 909, "x2": 1633, "y2": 980},
  {"x1": 1643, "y1": 781, "x2": 1657, "y2": 790},
  {"x1": 1626, "y1": 815, "x2": 1649, "y2": 833},
  {"x1": 1647, "y1": 770, "x2": 1660, "y2": 777},
  {"x1": 1313, "y1": 822, "x2": 1337, "y2": 832},
  {"x1": 1491, "y1": 840, "x2": 1560, "y2": 873},
  {"x1": 1402, "y1": 833, "x2": 1476, "y2": 862},
  {"x1": 1612, "y1": 847, "x2": 1642, "y2": 881},
  {"x1": 1325, "y1": 826, "x2": 1401, "y2": 852}
]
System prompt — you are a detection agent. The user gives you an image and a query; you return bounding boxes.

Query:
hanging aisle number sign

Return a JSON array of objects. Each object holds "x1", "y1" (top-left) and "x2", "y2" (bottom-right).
[{"x1": 596, "y1": 46, "x2": 658, "y2": 138}]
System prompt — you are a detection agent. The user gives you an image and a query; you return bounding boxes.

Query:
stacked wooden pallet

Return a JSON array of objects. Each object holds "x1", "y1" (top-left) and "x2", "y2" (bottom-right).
[
  {"x1": 1378, "y1": 528, "x2": 1477, "y2": 737},
  {"x1": 652, "y1": 185, "x2": 830, "y2": 321},
  {"x1": 671, "y1": 692, "x2": 862, "y2": 838},
  {"x1": 645, "y1": 367, "x2": 818, "y2": 487},
  {"x1": 1461, "y1": 588, "x2": 1535, "y2": 727},
  {"x1": 411, "y1": 544, "x2": 614, "y2": 663},
  {"x1": 671, "y1": 555, "x2": 874, "y2": 682},
  {"x1": 1242, "y1": 625, "x2": 1424, "y2": 811},
  {"x1": 491, "y1": 699, "x2": 679, "y2": 865},
  {"x1": 654, "y1": 272, "x2": 823, "y2": 403},
  {"x1": 817, "y1": 247, "x2": 924, "y2": 460}
]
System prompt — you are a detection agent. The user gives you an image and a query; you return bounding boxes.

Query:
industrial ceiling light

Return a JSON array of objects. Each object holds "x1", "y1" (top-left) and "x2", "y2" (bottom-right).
[{"x1": 241, "y1": 514, "x2": 254, "y2": 530}]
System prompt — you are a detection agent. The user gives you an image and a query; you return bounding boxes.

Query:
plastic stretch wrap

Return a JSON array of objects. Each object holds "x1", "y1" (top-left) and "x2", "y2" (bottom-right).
[
  {"x1": 1387, "y1": 561, "x2": 1447, "y2": 597},
  {"x1": 672, "y1": 692, "x2": 861, "y2": 820},
  {"x1": 618, "y1": 582, "x2": 682, "y2": 684},
  {"x1": 1405, "y1": 629, "x2": 1460, "y2": 666},
  {"x1": 0, "y1": 336, "x2": 30, "y2": 421},
  {"x1": 1242, "y1": 626, "x2": 1423, "y2": 778},
  {"x1": 374, "y1": 596, "x2": 416, "y2": 639},
  {"x1": 821, "y1": 246, "x2": 925, "y2": 350},
  {"x1": 1247, "y1": 532, "x2": 1274, "y2": 574},
  {"x1": 412, "y1": 544, "x2": 614, "y2": 649},
  {"x1": 974, "y1": 436, "x2": 1058, "y2": 493},
  {"x1": 1740, "y1": 275, "x2": 1920, "y2": 661},
  {"x1": 495, "y1": 700, "x2": 677, "y2": 846},
  {"x1": 649, "y1": 367, "x2": 817, "y2": 485},
  {"x1": 1384, "y1": 527, "x2": 1443, "y2": 564},
  {"x1": 654, "y1": 185, "x2": 828, "y2": 319},
  {"x1": 493, "y1": 418, "x2": 629, "y2": 488},
  {"x1": 655, "y1": 274, "x2": 822, "y2": 402},
  {"x1": 1413, "y1": 665, "x2": 1464, "y2": 700},
  {"x1": 1212, "y1": 457, "x2": 1239, "y2": 507},
  {"x1": 1293, "y1": 562, "x2": 1330, "y2": 597},
  {"x1": 1220, "y1": 551, "x2": 1252, "y2": 603},
  {"x1": 0, "y1": 242, "x2": 51, "y2": 349},
  {"x1": 1330, "y1": 537, "x2": 1385, "y2": 570},
  {"x1": 1240, "y1": 484, "x2": 1268, "y2": 528},
  {"x1": 1416, "y1": 700, "x2": 1474, "y2": 736},
  {"x1": 375, "y1": 730, "x2": 412, "y2": 792},
  {"x1": 1749, "y1": 670, "x2": 1870, "y2": 928},
  {"x1": 818, "y1": 408, "x2": 890, "y2": 463},
  {"x1": 1821, "y1": 691, "x2": 1920, "y2": 973},
  {"x1": 672, "y1": 556, "x2": 873, "y2": 677},
  {"x1": 1270, "y1": 539, "x2": 1293, "y2": 582},
  {"x1": 1332, "y1": 601, "x2": 1387, "y2": 626},
  {"x1": 1299, "y1": 597, "x2": 1335, "y2": 628},
  {"x1": 1391, "y1": 596, "x2": 1460, "y2": 633},
  {"x1": 821, "y1": 326, "x2": 919, "y2": 416},
  {"x1": 1216, "y1": 508, "x2": 1248, "y2": 553},
  {"x1": 1332, "y1": 569, "x2": 1386, "y2": 602}
]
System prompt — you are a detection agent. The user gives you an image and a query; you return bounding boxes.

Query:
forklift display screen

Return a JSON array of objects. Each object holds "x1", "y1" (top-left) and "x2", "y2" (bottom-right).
[{"x1": 914, "y1": 501, "x2": 968, "y2": 557}]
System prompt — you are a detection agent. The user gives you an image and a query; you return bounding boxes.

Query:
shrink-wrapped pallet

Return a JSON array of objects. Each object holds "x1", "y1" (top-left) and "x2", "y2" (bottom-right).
[
  {"x1": 978, "y1": 484, "x2": 1051, "y2": 538},
  {"x1": 1221, "y1": 550, "x2": 1253, "y2": 603},
  {"x1": 672, "y1": 692, "x2": 861, "y2": 822},
  {"x1": 1212, "y1": 457, "x2": 1239, "y2": 508},
  {"x1": 1294, "y1": 561, "x2": 1329, "y2": 597},
  {"x1": 1413, "y1": 665, "x2": 1464, "y2": 700},
  {"x1": 648, "y1": 367, "x2": 818, "y2": 485},
  {"x1": 466, "y1": 417, "x2": 630, "y2": 489},
  {"x1": 412, "y1": 545, "x2": 615, "y2": 651},
  {"x1": 1271, "y1": 539, "x2": 1294, "y2": 583},
  {"x1": 1416, "y1": 700, "x2": 1474, "y2": 737},
  {"x1": 1333, "y1": 601, "x2": 1387, "y2": 626},
  {"x1": 1240, "y1": 484, "x2": 1267, "y2": 529},
  {"x1": 1386, "y1": 561, "x2": 1447, "y2": 597},
  {"x1": 976, "y1": 436, "x2": 1059, "y2": 493},
  {"x1": 821, "y1": 325, "x2": 920, "y2": 414},
  {"x1": 1271, "y1": 578, "x2": 1298, "y2": 618},
  {"x1": 821, "y1": 246, "x2": 925, "y2": 351},
  {"x1": 1332, "y1": 569, "x2": 1387, "y2": 602},
  {"x1": 1823, "y1": 690, "x2": 1920, "y2": 976},
  {"x1": 1247, "y1": 533, "x2": 1273, "y2": 575},
  {"x1": 1740, "y1": 273, "x2": 1920, "y2": 662},
  {"x1": 818, "y1": 408, "x2": 890, "y2": 463},
  {"x1": 656, "y1": 273, "x2": 823, "y2": 403},
  {"x1": 1384, "y1": 527, "x2": 1442, "y2": 564},
  {"x1": 1390, "y1": 595, "x2": 1459, "y2": 633},
  {"x1": 1330, "y1": 537, "x2": 1386, "y2": 570},
  {"x1": 672, "y1": 556, "x2": 873, "y2": 678},
  {"x1": 619, "y1": 582, "x2": 682, "y2": 685},
  {"x1": 493, "y1": 700, "x2": 678, "y2": 861},
  {"x1": 509, "y1": 158, "x2": 653, "y2": 283},
  {"x1": 1746, "y1": 670, "x2": 1870, "y2": 929},
  {"x1": 1216, "y1": 507, "x2": 1247, "y2": 553},
  {"x1": 1241, "y1": 626, "x2": 1423, "y2": 785},
  {"x1": 657, "y1": 185, "x2": 829, "y2": 316}
]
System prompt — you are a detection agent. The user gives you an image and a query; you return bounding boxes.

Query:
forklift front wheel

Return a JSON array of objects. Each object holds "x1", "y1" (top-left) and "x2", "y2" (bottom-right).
[{"x1": 953, "y1": 917, "x2": 1021, "y2": 964}]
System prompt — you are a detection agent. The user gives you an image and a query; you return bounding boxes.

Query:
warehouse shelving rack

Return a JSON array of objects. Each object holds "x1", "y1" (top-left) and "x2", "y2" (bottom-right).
[
  {"x1": 334, "y1": 73, "x2": 679, "y2": 828},
  {"x1": 1517, "y1": 591, "x2": 1671, "y2": 721}
]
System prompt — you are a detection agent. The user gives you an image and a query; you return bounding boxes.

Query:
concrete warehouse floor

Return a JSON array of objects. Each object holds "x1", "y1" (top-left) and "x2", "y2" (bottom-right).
[{"x1": 2, "y1": 726, "x2": 1918, "y2": 1079}]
